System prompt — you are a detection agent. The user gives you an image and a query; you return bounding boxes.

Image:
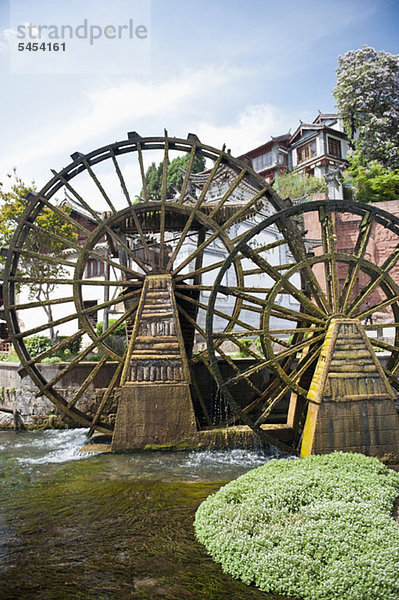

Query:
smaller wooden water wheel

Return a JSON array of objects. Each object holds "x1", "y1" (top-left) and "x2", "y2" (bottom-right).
[{"x1": 207, "y1": 199, "x2": 399, "y2": 445}]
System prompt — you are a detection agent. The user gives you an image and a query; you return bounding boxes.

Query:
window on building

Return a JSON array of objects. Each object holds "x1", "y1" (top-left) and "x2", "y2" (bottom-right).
[
  {"x1": 81, "y1": 300, "x2": 98, "y2": 328},
  {"x1": 85, "y1": 259, "x2": 104, "y2": 278},
  {"x1": 297, "y1": 140, "x2": 317, "y2": 164},
  {"x1": 277, "y1": 151, "x2": 287, "y2": 165},
  {"x1": 252, "y1": 151, "x2": 273, "y2": 172},
  {"x1": 328, "y1": 137, "x2": 342, "y2": 158}
]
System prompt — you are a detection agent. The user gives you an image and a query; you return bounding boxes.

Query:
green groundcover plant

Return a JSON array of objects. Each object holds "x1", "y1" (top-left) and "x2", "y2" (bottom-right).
[{"x1": 194, "y1": 452, "x2": 399, "y2": 600}]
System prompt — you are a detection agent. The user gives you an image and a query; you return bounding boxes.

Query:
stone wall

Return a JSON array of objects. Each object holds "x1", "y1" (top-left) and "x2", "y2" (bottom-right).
[{"x1": 0, "y1": 359, "x2": 276, "y2": 429}]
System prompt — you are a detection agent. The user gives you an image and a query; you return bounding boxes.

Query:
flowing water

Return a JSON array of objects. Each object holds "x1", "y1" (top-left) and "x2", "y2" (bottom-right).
[{"x1": 0, "y1": 429, "x2": 292, "y2": 600}]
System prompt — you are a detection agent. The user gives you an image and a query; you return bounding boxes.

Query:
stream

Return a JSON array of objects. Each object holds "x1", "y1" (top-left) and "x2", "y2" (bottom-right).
[{"x1": 0, "y1": 429, "x2": 291, "y2": 600}]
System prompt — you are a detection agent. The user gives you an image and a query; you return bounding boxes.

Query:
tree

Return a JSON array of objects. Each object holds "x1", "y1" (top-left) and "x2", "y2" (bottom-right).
[
  {"x1": 142, "y1": 153, "x2": 206, "y2": 200},
  {"x1": 0, "y1": 170, "x2": 78, "y2": 341},
  {"x1": 343, "y1": 160, "x2": 399, "y2": 203},
  {"x1": 334, "y1": 46, "x2": 399, "y2": 169}
]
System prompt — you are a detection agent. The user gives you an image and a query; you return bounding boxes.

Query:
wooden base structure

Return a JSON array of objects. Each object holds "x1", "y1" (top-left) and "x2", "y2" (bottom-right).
[
  {"x1": 301, "y1": 318, "x2": 399, "y2": 457},
  {"x1": 111, "y1": 274, "x2": 197, "y2": 451}
]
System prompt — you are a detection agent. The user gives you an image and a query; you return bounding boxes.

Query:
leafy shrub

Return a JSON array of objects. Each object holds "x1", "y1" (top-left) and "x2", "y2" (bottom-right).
[
  {"x1": 81, "y1": 353, "x2": 104, "y2": 362},
  {"x1": 25, "y1": 336, "x2": 52, "y2": 357},
  {"x1": 195, "y1": 452, "x2": 399, "y2": 600},
  {"x1": 42, "y1": 356, "x2": 62, "y2": 363},
  {"x1": 96, "y1": 319, "x2": 126, "y2": 337},
  {"x1": 236, "y1": 338, "x2": 253, "y2": 358},
  {"x1": 57, "y1": 335, "x2": 82, "y2": 355},
  {"x1": 4, "y1": 349, "x2": 19, "y2": 362},
  {"x1": 273, "y1": 171, "x2": 327, "y2": 200}
]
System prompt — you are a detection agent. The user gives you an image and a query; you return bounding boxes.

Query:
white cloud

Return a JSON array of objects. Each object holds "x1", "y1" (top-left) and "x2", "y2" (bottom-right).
[
  {"x1": 196, "y1": 104, "x2": 296, "y2": 156},
  {"x1": 0, "y1": 65, "x2": 243, "y2": 178},
  {"x1": 0, "y1": 64, "x2": 302, "y2": 187}
]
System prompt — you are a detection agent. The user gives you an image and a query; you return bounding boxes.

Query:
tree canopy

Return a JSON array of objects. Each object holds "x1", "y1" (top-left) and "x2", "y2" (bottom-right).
[
  {"x1": 142, "y1": 153, "x2": 206, "y2": 200},
  {"x1": 334, "y1": 46, "x2": 399, "y2": 170},
  {"x1": 0, "y1": 171, "x2": 78, "y2": 339}
]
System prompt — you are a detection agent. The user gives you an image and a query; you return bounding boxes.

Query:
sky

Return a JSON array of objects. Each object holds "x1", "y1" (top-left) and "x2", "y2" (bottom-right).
[{"x1": 0, "y1": 0, "x2": 398, "y2": 191}]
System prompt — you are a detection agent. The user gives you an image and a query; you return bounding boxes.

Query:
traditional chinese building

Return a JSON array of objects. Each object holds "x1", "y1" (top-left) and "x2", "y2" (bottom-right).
[{"x1": 240, "y1": 112, "x2": 349, "y2": 198}]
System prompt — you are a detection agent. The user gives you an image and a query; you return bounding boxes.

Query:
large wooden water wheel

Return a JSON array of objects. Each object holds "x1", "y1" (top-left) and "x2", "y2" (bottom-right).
[{"x1": 2, "y1": 133, "x2": 287, "y2": 443}]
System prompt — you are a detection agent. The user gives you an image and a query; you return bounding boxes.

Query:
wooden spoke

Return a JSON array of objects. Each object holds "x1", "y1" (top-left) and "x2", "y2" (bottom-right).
[
  {"x1": 281, "y1": 213, "x2": 331, "y2": 313},
  {"x1": 33, "y1": 194, "x2": 95, "y2": 237},
  {"x1": 325, "y1": 208, "x2": 339, "y2": 311},
  {"x1": 25, "y1": 220, "x2": 142, "y2": 280},
  {"x1": 84, "y1": 248, "x2": 145, "y2": 280},
  {"x1": 318, "y1": 205, "x2": 333, "y2": 309},
  {"x1": 174, "y1": 284, "x2": 219, "y2": 292},
  {"x1": 136, "y1": 141, "x2": 148, "y2": 202},
  {"x1": 272, "y1": 332, "x2": 324, "y2": 363},
  {"x1": 356, "y1": 295, "x2": 399, "y2": 320},
  {"x1": 8, "y1": 289, "x2": 139, "y2": 342},
  {"x1": 166, "y1": 146, "x2": 225, "y2": 271},
  {"x1": 383, "y1": 366, "x2": 399, "y2": 390},
  {"x1": 216, "y1": 346, "x2": 264, "y2": 396},
  {"x1": 11, "y1": 248, "x2": 76, "y2": 269},
  {"x1": 235, "y1": 236, "x2": 287, "y2": 255},
  {"x1": 266, "y1": 326, "x2": 324, "y2": 335},
  {"x1": 110, "y1": 148, "x2": 133, "y2": 207},
  {"x1": 159, "y1": 133, "x2": 169, "y2": 267},
  {"x1": 241, "y1": 304, "x2": 263, "y2": 314},
  {"x1": 268, "y1": 302, "x2": 329, "y2": 325},
  {"x1": 189, "y1": 366, "x2": 212, "y2": 426},
  {"x1": 212, "y1": 329, "x2": 269, "y2": 339},
  {"x1": 177, "y1": 145, "x2": 197, "y2": 204},
  {"x1": 242, "y1": 267, "x2": 266, "y2": 276},
  {"x1": 36, "y1": 304, "x2": 137, "y2": 394},
  {"x1": 339, "y1": 212, "x2": 374, "y2": 312},
  {"x1": 174, "y1": 257, "x2": 230, "y2": 283},
  {"x1": 23, "y1": 331, "x2": 84, "y2": 368},
  {"x1": 368, "y1": 338, "x2": 399, "y2": 354},
  {"x1": 176, "y1": 303, "x2": 206, "y2": 339},
  {"x1": 364, "y1": 322, "x2": 399, "y2": 330},
  {"x1": 36, "y1": 341, "x2": 99, "y2": 394},
  {"x1": 255, "y1": 346, "x2": 321, "y2": 425},
  {"x1": 25, "y1": 220, "x2": 81, "y2": 251},
  {"x1": 348, "y1": 244, "x2": 399, "y2": 316},
  {"x1": 51, "y1": 170, "x2": 105, "y2": 224},
  {"x1": 8, "y1": 276, "x2": 139, "y2": 287},
  {"x1": 254, "y1": 384, "x2": 291, "y2": 426},
  {"x1": 223, "y1": 333, "x2": 264, "y2": 361},
  {"x1": 172, "y1": 188, "x2": 268, "y2": 276},
  {"x1": 81, "y1": 158, "x2": 117, "y2": 213},
  {"x1": 224, "y1": 332, "x2": 325, "y2": 387},
  {"x1": 208, "y1": 166, "x2": 246, "y2": 219},
  {"x1": 175, "y1": 290, "x2": 259, "y2": 332},
  {"x1": 212, "y1": 285, "x2": 267, "y2": 308},
  {"x1": 126, "y1": 207, "x2": 155, "y2": 269},
  {"x1": 7, "y1": 296, "x2": 74, "y2": 311},
  {"x1": 25, "y1": 221, "x2": 82, "y2": 252},
  {"x1": 239, "y1": 243, "x2": 327, "y2": 319},
  {"x1": 88, "y1": 359, "x2": 125, "y2": 435},
  {"x1": 241, "y1": 376, "x2": 288, "y2": 419},
  {"x1": 53, "y1": 173, "x2": 148, "y2": 275},
  {"x1": 67, "y1": 355, "x2": 109, "y2": 409}
]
